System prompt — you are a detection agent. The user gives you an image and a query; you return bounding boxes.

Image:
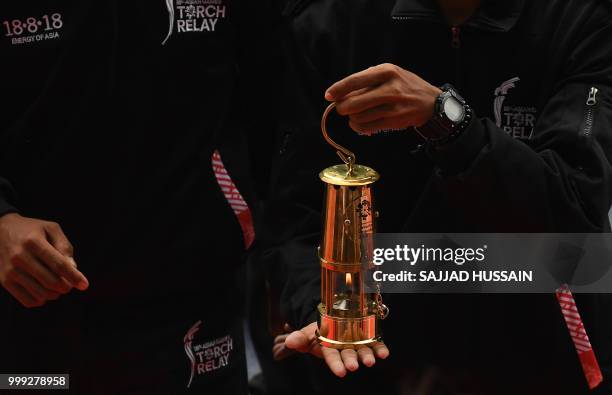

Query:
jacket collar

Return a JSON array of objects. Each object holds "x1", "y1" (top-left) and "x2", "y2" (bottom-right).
[{"x1": 391, "y1": 0, "x2": 525, "y2": 32}]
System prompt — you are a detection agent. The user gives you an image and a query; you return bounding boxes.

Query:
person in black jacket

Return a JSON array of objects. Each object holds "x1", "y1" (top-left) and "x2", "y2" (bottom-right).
[
  {"x1": 264, "y1": 0, "x2": 612, "y2": 394},
  {"x1": 0, "y1": 1, "x2": 277, "y2": 394}
]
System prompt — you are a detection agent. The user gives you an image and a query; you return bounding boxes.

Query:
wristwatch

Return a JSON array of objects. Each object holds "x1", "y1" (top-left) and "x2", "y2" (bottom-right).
[{"x1": 415, "y1": 84, "x2": 472, "y2": 146}]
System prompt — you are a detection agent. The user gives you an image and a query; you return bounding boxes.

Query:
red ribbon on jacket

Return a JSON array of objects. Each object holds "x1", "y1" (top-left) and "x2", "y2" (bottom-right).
[
  {"x1": 556, "y1": 285, "x2": 603, "y2": 390},
  {"x1": 211, "y1": 150, "x2": 255, "y2": 249}
]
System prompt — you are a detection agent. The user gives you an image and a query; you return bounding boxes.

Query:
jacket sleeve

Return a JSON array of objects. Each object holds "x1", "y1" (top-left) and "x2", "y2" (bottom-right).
[
  {"x1": 215, "y1": 0, "x2": 283, "y2": 210},
  {"x1": 413, "y1": 10, "x2": 612, "y2": 389},
  {"x1": 257, "y1": 14, "x2": 335, "y2": 329},
  {"x1": 0, "y1": 177, "x2": 18, "y2": 218},
  {"x1": 415, "y1": 16, "x2": 612, "y2": 233}
]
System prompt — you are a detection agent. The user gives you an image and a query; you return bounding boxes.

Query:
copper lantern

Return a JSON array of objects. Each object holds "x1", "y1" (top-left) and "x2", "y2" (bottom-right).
[{"x1": 316, "y1": 103, "x2": 389, "y2": 349}]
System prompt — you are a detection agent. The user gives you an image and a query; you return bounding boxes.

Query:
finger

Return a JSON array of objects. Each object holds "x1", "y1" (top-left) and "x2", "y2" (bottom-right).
[
  {"x1": 272, "y1": 342, "x2": 282, "y2": 352},
  {"x1": 27, "y1": 238, "x2": 88, "y2": 290},
  {"x1": 326, "y1": 64, "x2": 396, "y2": 101},
  {"x1": 12, "y1": 249, "x2": 70, "y2": 294},
  {"x1": 343, "y1": 87, "x2": 371, "y2": 99},
  {"x1": 285, "y1": 322, "x2": 316, "y2": 350},
  {"x1": 357, "y1": 346, "x2": 376, "y2": 367},
  {"x1": 4, "y1": 280, "x2": 42, "y2": 308},
  {"x1": 43, "y1": 221, "x2": 74, "y2": 257},
  {"x1": 321, "y1": 347, "x2": 347, "y2": 378},
  {"x1": 272, "y1": 342, "x2": 296, "y2": 361},
  {"x1": 60, "y1": 277, "x2": 73, "y2": 292},
  {"x1": 285, "y1": 330, "x2": 309, "y2": 352},
  {"x1": 285, "y1": 330, "x2": 321, "y2": 358},
  {"x1": 340, "y1": 348, "x2": 359, "y2": 372},
  {"x1": 335, "y1": 88, "x2": 391, "y2": 116},
  {"x1": 372, "y1": 342, "x2": 390, "y2": 360},
  {"x1": 42, "y1": 223, "x2": 85, "y2": 290},
  {"x1": 12, "y1": 268, "x2": 61, "y2": 301},
  {"x1": 349, "y1": 104, "x2": 396, "y2": 124},
  {"x1": 283, "y1": 323, "x2": 293, "y2": 332},
  {"x1": 66, "y1": 257, "x2": 88, "y2": 290},
  {"x1": 274, "y1": 334, "x2": 289, "y2": 344},
  {"x1": 286, "y1": 332, "x2": 322, "y2": 359}
]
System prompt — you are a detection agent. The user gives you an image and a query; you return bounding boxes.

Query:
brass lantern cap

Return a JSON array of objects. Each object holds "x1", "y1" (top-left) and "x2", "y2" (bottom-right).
[{"x1": 319, "y1": 164, "x2": 380, "y2": 186}]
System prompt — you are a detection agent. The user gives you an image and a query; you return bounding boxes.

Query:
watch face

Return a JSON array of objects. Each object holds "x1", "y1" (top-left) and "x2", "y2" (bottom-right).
[{"x1": 443, "y1": 96, "x2": 465, "y2": 123}]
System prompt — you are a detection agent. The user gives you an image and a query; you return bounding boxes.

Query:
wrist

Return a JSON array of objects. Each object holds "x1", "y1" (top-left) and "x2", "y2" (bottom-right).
[
  {"x1": 415, "y1": 84, "x2": 471, "y2": 146},
  {"x1": 0, "y1": 212, "x2": 19, "y2": 223},
  {"x1": 422, "y1": 85, "x2": 443, "y2": 126},
  {"x1": 426, "y1": 110, "x2": 486, "y2": 174}
]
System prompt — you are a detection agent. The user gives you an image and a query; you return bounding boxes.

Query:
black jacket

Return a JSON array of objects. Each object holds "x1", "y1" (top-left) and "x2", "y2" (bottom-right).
[
  {"x1": 261, "y1": 0, "x2": 612, "y2": 393},
  {"x1": 0, "y1": 1, "x2": 278, "y2": 393}
]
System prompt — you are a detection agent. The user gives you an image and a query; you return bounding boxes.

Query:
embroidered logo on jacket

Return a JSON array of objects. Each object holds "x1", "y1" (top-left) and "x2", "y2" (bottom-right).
[
  {"x1": 2, "y1": 12, "x2": 64, "y2": 46},
  {"x1": 494, "y1": 76, "x2": 537, "y2": 140},
  {"x1": 183, "y1": 320, "x2": 234, "y2": 388},
  {"x1": 162, "y1": 0, "x2": 227, "y2": 45}
]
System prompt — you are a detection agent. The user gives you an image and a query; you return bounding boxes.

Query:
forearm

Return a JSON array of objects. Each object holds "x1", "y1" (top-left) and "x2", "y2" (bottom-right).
[{"x1": 415, "y1": 83, "x2": 612, "y2": 232}]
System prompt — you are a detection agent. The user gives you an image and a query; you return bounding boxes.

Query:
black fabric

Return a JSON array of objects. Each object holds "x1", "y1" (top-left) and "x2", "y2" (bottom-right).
[
  {"x1": 260, "y1": 0, "x2": 612, "y2": 394},
  {"x1": 245, "y1": 251, "x2": 316, "y2": 395},
  {"x1": 0, "y1": 1, "x2": 278, "y2": 393},
  {"x1": 392, "y1": 0, "x2": 525, "y2": 32},
  {"x1": 0, "y1": 178, "x2": 17, "y2": 217}
]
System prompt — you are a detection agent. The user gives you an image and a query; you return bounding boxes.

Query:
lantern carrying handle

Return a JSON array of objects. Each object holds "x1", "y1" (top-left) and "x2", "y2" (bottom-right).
[{"x1": 321, "y1": 102, "x2": 355, "y2": 175}]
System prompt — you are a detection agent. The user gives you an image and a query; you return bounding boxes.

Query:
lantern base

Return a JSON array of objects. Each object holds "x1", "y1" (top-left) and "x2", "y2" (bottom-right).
[{"x1": 316, "y1": 304, "x2": 381, "y2": 349}]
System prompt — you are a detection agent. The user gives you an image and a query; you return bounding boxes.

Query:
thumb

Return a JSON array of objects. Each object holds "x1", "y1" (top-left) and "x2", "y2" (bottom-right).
[
  {"x1": 285, "y1": 322, "x2": 321, "y2": 357},
  {"x1": 43, "y1": 222, "x2": 89, "y2": 291},
  {"x1": 44, "y1": 221, "x2": 74, "y2": 257},
  {"x1": 285, "y1": 330, "x2": 309, "y2": 352}
]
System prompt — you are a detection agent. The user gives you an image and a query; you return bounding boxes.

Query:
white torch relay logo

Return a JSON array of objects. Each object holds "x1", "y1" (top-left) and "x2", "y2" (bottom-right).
[
  {"x1": 183, "y1": 320, "x2": 235, "y2": 388},
  {"x1": 162, "y1": 0, "x2": 227, "y2": 45},
  {"x1": 494, "y1": 76, "x2": 520, "y2": 127},
  {"x1": 162, "y1": 0, "x2": 175, "y2": 45},
  {"x1": 184, "y1": 320, "x2": 202, "y2": 388},
  {"x1": 494, "y1": 76, "x2": 537, "y2": 139}
]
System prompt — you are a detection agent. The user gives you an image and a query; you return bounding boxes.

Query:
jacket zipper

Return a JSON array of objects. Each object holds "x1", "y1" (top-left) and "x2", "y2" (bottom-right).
[
  {"x1": 392, "y1": 18, "x2": 463, "y2": 86},
  {"x1": 451, "y1": 26, "x2": 462, "y2": 89},
  {"x1": 581, "y1": 87, "x2": 599, "y2": 138},
  {"x1": 451, "y1": 26, "x2": 461, "y2": 48}
]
